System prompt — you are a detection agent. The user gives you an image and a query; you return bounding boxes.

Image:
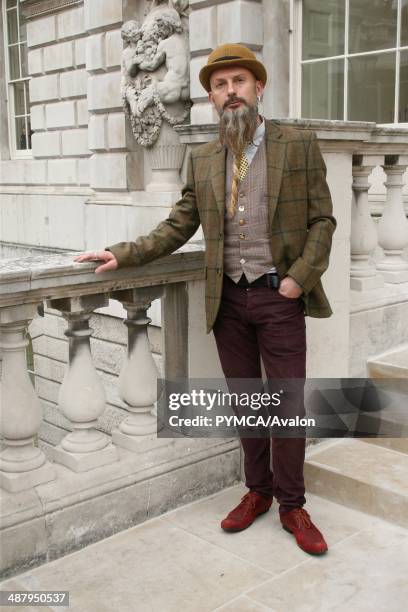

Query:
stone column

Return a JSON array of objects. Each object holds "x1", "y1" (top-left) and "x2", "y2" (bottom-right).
[
  {"x1": 0, "y1": 304, "x2": 56, "y2": 492},
  {"x1": 46, "y1": 294, "x2": 118, "y2": 472},
  {"x1": 350, "y1": 155, "x2": 384, "y2": 290},
  {"x1": 376, "y1": 155, "x2": 408, "y2": 282},
  {"x1": 161, "y1": 282, "x2": 189, "y2": 381},
  {"x1": 110, "y1": 286, "x2": 166, "y2": 452}
]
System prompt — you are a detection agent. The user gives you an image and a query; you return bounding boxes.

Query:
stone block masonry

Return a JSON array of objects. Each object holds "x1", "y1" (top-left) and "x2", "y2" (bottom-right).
[
  {"x1": 25, "y1": 5, "x2": 92, "y2": 186},
  {"x1": 188, "y1": 0, "x2": 264, "y2": 125}
]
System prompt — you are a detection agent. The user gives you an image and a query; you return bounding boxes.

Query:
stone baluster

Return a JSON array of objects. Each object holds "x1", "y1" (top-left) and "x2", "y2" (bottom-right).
[
  {"x1": 376, "y1": 155, "x2": 408, "y2": 282},
  {"x1": 0, "y1": 304, "x2": 55, "y2": 492},
  {"x1": 350, "y1": 155, "x2": 384, "y2": 290},
  {"x1": 110, "y1": 286, "x2": 165, "y2": 452},
  {"x1": 46, "y1": 295, "x2": 118, "y2": 472}
]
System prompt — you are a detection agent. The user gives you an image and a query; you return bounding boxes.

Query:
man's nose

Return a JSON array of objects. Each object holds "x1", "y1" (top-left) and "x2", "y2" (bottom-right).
[{"x1": 226, "y1": 81, "x2": 237, "y2": 96}]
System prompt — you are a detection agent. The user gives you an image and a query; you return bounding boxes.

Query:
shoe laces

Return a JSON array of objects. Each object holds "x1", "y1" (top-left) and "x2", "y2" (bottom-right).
[{"x1": 291, "y1": 508, "x2": 312, "y2": 529}]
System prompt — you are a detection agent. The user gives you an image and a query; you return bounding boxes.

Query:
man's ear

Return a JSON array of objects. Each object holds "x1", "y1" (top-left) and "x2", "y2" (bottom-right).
[
  {"x1": 208, "y1": 91, "x2": 214, "y2": 106},
  {"x1": 255, "y1": 81, "x2": 265, "y2": 99}
]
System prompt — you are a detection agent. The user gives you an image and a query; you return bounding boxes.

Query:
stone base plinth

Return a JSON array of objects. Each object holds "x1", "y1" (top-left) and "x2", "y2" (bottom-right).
[
  {"x1": 111, "y1": 429, "x2": 172, "y2": 453},
  {"x1": 381, "y1": 269, "x2": 408, "y2": 283},
  {"x1": 350, "y1": 275, "x2": 384, "y2": 291},
  {"x1": 47, "y1": 443, "x2": 118, "y2": 472},
  {"x1": 0, "y1": 461, "x2": 56, "y2": 493}
]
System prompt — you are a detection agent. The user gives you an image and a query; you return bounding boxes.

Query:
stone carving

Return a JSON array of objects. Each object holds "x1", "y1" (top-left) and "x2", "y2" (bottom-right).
[{"x1": 121, "y1": 0, "x2": 191, "y2": 147}]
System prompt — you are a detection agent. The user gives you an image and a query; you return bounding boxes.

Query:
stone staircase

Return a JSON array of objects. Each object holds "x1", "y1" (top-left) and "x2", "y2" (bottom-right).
[{"x1": 304, "y1": 345, "x2": 408, "y2": 529}]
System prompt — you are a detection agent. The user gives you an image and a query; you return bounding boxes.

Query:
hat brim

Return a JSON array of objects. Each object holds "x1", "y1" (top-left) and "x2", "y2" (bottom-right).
[{"x1": 199, "y1": 58, "x2": 267, "y2": 92}]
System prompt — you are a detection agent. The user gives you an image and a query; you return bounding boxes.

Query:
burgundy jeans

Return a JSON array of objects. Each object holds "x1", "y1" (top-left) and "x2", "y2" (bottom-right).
[{"x1": 213, "y1": 274, "x2": 307, "y2": 513}]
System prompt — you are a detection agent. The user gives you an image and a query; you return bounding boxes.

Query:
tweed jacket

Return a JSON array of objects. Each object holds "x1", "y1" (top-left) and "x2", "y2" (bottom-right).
[{"x1": 106, "y1": 120, "x2": 337, "y2": 333}]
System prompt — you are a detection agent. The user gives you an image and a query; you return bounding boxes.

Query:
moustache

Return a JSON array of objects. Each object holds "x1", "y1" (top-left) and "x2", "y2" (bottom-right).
[{"x1": 223, "y1": 97, "x2": 247, "y2": 110}]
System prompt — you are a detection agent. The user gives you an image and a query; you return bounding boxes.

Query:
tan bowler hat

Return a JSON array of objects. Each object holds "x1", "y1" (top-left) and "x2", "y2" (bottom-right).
[{"x1": 199, "y1": 43, "x2": 267, "y2": 92}]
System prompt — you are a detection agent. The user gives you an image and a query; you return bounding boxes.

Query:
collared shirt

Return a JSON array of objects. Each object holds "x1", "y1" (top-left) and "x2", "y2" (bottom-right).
[
  {"x1": 243, "y1": 117, "x2": 276, "y2": 274},
  {"x1": 243, "y1": 117, "x2": 265, "y2": 167}
]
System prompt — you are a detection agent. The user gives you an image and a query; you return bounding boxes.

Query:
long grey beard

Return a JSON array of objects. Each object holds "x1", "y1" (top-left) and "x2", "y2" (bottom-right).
[{"x1": 219, "y1": 102, "x2": 259, "y2": 157}]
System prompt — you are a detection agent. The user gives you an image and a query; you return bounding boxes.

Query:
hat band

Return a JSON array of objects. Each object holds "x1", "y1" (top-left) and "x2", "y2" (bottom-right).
[{"x1": 212, "y1": 55, "x2": 243, "y2": 63}]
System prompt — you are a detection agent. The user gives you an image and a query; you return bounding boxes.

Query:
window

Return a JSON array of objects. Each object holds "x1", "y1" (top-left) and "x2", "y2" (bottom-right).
[
  {"x1": 294, "y1": 0, "x2": 408, "y2": 124},
  {"x1": 3, "y1": 0, "x2": 31, "y2": 156}
]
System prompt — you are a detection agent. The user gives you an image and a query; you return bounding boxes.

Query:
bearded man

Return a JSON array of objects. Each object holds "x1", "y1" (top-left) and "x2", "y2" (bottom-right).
[{"x1": 75, "y1": 44, "x2": 336, "y2": 556}]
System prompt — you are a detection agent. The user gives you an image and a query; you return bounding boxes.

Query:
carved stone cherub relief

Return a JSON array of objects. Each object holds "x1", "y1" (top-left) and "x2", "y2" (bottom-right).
[{"x1": 121, "y1": 0, "x2": 191, "y2": 147}]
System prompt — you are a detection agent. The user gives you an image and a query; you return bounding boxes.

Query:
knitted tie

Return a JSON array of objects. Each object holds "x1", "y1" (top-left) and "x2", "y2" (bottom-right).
[
  {"x1": 228, "y1": 148, "x2": 249, "y2": 219},
  {"x1": 237, "y1": 150, "x2": 249, "y2": 181}
]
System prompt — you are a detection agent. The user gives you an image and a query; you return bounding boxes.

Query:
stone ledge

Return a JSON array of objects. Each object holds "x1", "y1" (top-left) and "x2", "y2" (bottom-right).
[
  {"x1": 0, "y1": 246, "x2": 206, "y2": 308},
  {"x1": 350, "y1": 282, "x2": 408, "y2": 313},
  {"x1": 176, "y1": 120, "x2": 408, "y2": 146}
]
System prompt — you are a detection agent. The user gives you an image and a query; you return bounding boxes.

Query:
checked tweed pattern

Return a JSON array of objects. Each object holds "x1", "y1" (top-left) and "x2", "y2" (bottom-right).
[{"x1": 106, "y1": 120, "x2": 337, "y2": 333}]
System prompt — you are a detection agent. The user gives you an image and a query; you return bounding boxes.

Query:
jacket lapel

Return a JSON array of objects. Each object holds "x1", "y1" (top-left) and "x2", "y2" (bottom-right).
[
  {"x1": 208, "y1": 120, "x2": 285, "y2": 225},
  {"x1": 210, "y1": 141, "x2": 227, "y2": 220},
  {"x1": 265, "y1": 120, "x2": 285, "y2": 228}
]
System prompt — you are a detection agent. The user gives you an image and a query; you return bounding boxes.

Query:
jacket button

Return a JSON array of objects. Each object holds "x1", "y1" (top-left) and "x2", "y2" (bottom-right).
[
  {"x1": 239, "y1": 233, "x2": 245, "y2": 239},
  {"x1": 239, "y1": 219, "x2": 245, "y2": 226}
]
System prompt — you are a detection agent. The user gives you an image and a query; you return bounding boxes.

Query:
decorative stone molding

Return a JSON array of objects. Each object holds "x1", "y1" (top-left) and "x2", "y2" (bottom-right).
[
  {"x1": 0, "y1": 303, "x2": 56, "y2": 492},
  {"x1": 376, "y1": 156, "x2": 408, "y2": 283},
  {"x1": 22, "y1": 0, "x2": 83, "y2": 20},
  {"x1": 110, "y1": 286, "x2": 165, "y2": 450},
  {"x1": 121, "y1": 1, "x2": 191, "y2": 148},
  {"x1": 46, "y1": 294, "x2": 119, "y2": 472},
  {"x1": 350, "y1": 154, "x2": 384, "y2": 291}
]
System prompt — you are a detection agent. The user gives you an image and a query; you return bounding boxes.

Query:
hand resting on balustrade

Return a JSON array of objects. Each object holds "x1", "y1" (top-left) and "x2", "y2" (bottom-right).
[{"x1": 74, "y1": 250, "x2": 119, "y2": 274}]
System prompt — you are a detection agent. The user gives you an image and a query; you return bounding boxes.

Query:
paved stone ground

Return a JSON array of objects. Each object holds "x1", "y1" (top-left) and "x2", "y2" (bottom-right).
[{"x1": 1, "y1": 484, "x2": 407, "y2": 612}]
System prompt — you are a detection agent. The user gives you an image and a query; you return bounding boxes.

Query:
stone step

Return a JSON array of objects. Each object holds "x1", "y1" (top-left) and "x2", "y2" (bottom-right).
[
  {"x1": 367, "y1": 343, "x2": 408, "y2": 378},
  {"x1": 304, "y1": 438, "x2": 408, "y2": 528},
  {"x1": 363, "y1": 344, "x2": 408, "y2": 440},
  {"x1": 361, "y1": 437, "x2": 408, "y2": 454}
]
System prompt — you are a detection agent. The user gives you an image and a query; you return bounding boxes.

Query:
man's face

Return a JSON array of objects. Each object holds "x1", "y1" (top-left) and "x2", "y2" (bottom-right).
[{"x1": 208, "y1": 66, "x2": 264, "y2": 117}]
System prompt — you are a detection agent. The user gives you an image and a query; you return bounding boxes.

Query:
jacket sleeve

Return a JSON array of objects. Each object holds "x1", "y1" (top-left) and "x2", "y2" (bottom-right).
[
  {"x1": 286, "y1": 131, "x2": 337, "y2": 294},
  {"x1": 105, "y1": 153, "x2": 200, "y2": 267}
]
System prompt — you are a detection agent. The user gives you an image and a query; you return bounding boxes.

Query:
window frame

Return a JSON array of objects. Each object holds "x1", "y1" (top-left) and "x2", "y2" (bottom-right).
[
  {"x1": 2, "y1": 0, "x2": 32, "y2": 159},
  {"x1": 291, "y1": 0, "x2": 408, "y2": 125}
]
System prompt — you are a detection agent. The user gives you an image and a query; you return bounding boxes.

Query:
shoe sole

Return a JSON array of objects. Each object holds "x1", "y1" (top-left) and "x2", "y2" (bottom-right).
[
  {"x1": 221, "y1": 507, "x2": 271, "y2": 533},
  {"x1": 282, "y1": 525, "x2": 328, "y2": 555}
]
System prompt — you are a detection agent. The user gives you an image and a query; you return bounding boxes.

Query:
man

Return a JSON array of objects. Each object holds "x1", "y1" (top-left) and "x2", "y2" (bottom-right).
[{"x1": 75, "y1": 43, "x2": 336, "y2": 556}]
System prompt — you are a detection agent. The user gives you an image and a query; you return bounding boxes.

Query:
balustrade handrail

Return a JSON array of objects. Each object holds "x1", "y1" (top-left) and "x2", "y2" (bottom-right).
[
  {"x1": 0, "y1": 241, "x2": 205, "y2": 308},
  {"x1": 176, "y1": 119, "x2": 408, "y2": 150}
]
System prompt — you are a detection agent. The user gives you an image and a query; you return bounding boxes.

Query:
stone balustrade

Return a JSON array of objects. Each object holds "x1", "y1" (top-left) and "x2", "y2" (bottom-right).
[
  {"x1": 351, "y1": 153, "x2": 408, "y2": 290},
  {"x1": 0, "y1": 244, "x2": 205, "y2": 492}
]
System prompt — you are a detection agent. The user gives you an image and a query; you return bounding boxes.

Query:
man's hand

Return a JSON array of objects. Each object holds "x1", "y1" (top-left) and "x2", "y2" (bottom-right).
[
  {"x1": 278, "y1": 276, "x2": 303, "y2": 298},
  {"x1": 73, "y1": 250, "x2": 118, "y2": 275}
]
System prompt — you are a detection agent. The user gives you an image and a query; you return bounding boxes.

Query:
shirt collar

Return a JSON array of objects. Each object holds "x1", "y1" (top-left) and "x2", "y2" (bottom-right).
[{"x1": 252, "y1": 116, "x2": 265, "y2": 147}]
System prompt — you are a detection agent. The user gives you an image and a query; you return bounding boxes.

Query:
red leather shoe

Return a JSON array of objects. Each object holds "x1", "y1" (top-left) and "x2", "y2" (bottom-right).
[
  {"x1": 280, "y1": 508, "x2": 328, "y2": 555},
  {"x1": 221, "y1": 491, "x2": 272, "y2": 532}
]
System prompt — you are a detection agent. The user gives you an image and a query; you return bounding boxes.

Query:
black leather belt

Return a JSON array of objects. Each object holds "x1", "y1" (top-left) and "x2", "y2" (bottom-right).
[{"x1": 235, "y1": 272, "x2": 280, "y2": 289}]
